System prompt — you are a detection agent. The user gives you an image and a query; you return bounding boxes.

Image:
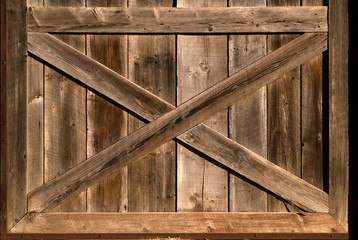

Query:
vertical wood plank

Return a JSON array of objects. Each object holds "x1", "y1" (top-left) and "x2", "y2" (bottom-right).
[
  {"x1": 228, "y1": 0, "x2": 267, "y2": 212},
  {"x1": 128, "y1": 0, "x2": 176, "y2": 212},
  {"x1": 329, "y1": 0, "x2": 349, "y2": 231},
  {"x1": 267, "y1": 0, "x2": 301, "y2": 212},
  {"x1": 177, "y1": 0, "x2": 228, "y2": 212},
  {"x1": 27, "y1": 0, "x2": 44, "y2": 194},
  {"x1": 301, "y1": 0, "x2": 323, "y2": 190},
  {"x1": 0, "y1": 0, "x2": 7, "y2": 232},
  {"x1": 6, "y1": 0, "x2": 27, "y2": 230},
  {"x1": 86, "y1": 0, "x2": 128, "y2": 213},
  {"x1": 44, "y1": 0, "x2": 87, "y2": 212}
]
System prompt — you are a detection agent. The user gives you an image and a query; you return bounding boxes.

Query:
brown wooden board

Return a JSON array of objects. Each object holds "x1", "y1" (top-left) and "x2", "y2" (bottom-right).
[
  {"x1": 176, "y1": 0, "x2": 228, "y2": 213},
  {"x1": 86, "y1": 0, "x2": 128, "y2": 213},
  {"x1": 267, "y1": 0, "x2": 301, "y2": 212},
  {"x1": 127, "y1": 0, "x2": 176, "y2": 213},
  {"x1": 43, "y1": 0, "x2": 87, "y2": 212},
  {"x1": 27, "y1": 0, "x2": 44, "y2": 195},
  {"x1": 11, "y1": 213, "x2": 347, "y2": 238},
  {"x1": 0, "y1": 0, "x2": 7, "y2": 233},
  {"x1": 329, "y1": 0, "x2": 349, "y2": 231},
  {"x1": 301, "y1": 0, "x2": 324, "y2": 190},
  {"x1": 27, "y1": 6, "x2": 328, "y2": 33},
  {"x1": 6, "y1": 0, "x2": 28, "y2": 230},
  {"x1": 228, "y1": 0, "x2": 267, "y2": 212}
]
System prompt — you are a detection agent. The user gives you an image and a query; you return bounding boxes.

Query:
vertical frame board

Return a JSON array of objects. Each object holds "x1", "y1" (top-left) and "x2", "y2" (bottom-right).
[
  {"x1": 228, "y1": 0, "x2": 267, "y2": 212},
  {"x1": 27, "y1": 0, "x2": 44, "y2": 194},
  {"x1": 301, "y1": 0, "x2": 324, "y2": 190},
  {"x1": 177, "y1": 0, "x2": 228, "y2": 212},
  {"x1": 5, "y1": 0, "x2": 27, "y2": 230},
  {"x1": 86, "y1": 0, "x2": 128, "y2": 213},
  {"x1": 0, "y1": 0, "x2": 7, "y2": 233},
  {"x1": 43, "y1": 0, "x2": 87, "y2": 212},
  {"x1": 267, "y1": 0, "x2": 301, "y2": 212},
  {"x1": 329, "y1": 0, "x2": 349, "y2": 231},
  {"x1": 128, "y1": 0, "x2": 176, "y2": 212}
]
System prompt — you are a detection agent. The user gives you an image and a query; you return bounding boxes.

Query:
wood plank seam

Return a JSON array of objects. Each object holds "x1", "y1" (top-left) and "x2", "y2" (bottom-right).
[{"x1": 26, "y1": 31, "x2": 328, "y2": 212}]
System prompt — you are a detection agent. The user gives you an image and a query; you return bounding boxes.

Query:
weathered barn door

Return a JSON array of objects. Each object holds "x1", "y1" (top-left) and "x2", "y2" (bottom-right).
[{"x1": 0, "y1": 0, "x2": 349, "y2": 239}]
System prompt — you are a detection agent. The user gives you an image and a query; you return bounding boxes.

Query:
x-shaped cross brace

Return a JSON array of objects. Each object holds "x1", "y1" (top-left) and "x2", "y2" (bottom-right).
[{"x1": 27, "y1": 32, "x2": 328, "y2": 213}]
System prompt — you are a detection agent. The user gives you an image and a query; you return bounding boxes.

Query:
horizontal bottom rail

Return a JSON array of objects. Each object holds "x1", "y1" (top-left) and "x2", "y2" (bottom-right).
[{"x1": 4, "y1": 213, "x2": 347, "y2": 239}]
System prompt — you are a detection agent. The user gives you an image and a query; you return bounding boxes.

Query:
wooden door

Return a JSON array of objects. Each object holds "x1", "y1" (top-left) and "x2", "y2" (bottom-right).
[{"x1": 0, "y1": 0, "x2": 349, "y2": 239}]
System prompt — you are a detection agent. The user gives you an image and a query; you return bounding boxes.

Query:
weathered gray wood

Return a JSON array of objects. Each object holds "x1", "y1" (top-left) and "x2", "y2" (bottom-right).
[
  {"x1": 6, "y1": 0, "x2": 27, "y2": 230},
  {"x1": 329, "y1": 0, "x2": 349, "y2": 231},
  {"x1": 177, "y1": 0, "x2": 228, "y2": 213},
  {"x1": 228, "y1": 0, "x2": 267, "y2": 212},
  {"x1": 127, "y1": 0, "x2": 176, "y2": 213},
  {"x1": 86, "y1": 0, "x2": 128, "y2": 214},
  {"x1": 11, "y1": 213, "x2": 346, "y2": 237},
  {"x1": 301, "y1": 0, "x2": 323, "y2": 190},
  {"x1": 43, "y1": 0, "x2": 86, "y2": 212},
  {"x1": 27, "y1": 32, "x2": 328, "y2": 213},
  {"x1": 27, "y1": 0, "x2": 44, "y2": 195},
  {"x1": 267, "y1": 0, "x2": 301, "y2": 212},
  {"x1": 27, "y1": 6, "x2": 328, "y2": 33}
]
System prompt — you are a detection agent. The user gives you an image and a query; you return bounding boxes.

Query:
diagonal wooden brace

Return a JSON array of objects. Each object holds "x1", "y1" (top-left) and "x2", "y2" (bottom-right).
[{"x1": 27, "y1": 32, "x2": 328, "y2": 213}]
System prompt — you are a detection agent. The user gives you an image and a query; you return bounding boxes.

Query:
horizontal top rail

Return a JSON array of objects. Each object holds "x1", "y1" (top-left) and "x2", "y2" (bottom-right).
[{"x1": 27, "y1": 6, "x2": 327, "y2": 33}]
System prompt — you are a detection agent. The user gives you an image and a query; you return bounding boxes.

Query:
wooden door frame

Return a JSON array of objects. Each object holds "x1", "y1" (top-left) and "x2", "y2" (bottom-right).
[{"x1": 0, "y1": 0, "x2": 349, "y2": 239}]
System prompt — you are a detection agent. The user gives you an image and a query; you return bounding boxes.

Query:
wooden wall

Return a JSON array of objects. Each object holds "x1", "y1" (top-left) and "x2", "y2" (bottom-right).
[{"x1": 25, "y1": 0, "x2": 325, "y2": 215}]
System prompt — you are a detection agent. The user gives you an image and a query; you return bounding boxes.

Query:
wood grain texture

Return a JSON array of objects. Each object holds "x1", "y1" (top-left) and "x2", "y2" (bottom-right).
[
  {"x1": 6, "y1": 0, "x2": 27, "y2": 230},
  {"x1": 127, "y1": 0, "x2": 176, "y2": 213},
  {"x1": 86, "y1": 0, "x2": 128, "y2": 213},
  {"x1": 301, "y1": 0, "x2": 323, "y2": 190},
  {"x1": 27, "y1": 0, "x2": 44, "y2": 195},
  {"x1": 27, "y1": 6, "x2": 328, "y2": 33},
  {"x1": 27, "y1": 33, "x2": 173, "y2": 122},
  {"x1": 27, "y1": 32, "x2": 328, "y2": 213},
  {"x1": 127, "y1": 39, "x2": 176, "y2": 212},
  {"x1": 178, "y1": 124, "x2": 328, "y2": 213},
  {"x1": 177, "y1": 0, "x2": 228, "y2": 213},
  {"x1": 11, "y1": 213, "x2": 347, "y2": 237},
  {"x1": 43, "y1": 0, "x2": 86, "y2": 212},
  {"x1": 329, "y1": 0, "x2": 349, "y2": 231},
  {"x1": 267, "y1": 0, "x2": 301, "y2": 212},
  {"x1": 0, "y1": 0, "x2": 7, "y2": 233},
  {"x1": 228, "y1": 0, "x2": 267, "y2": 212}
]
